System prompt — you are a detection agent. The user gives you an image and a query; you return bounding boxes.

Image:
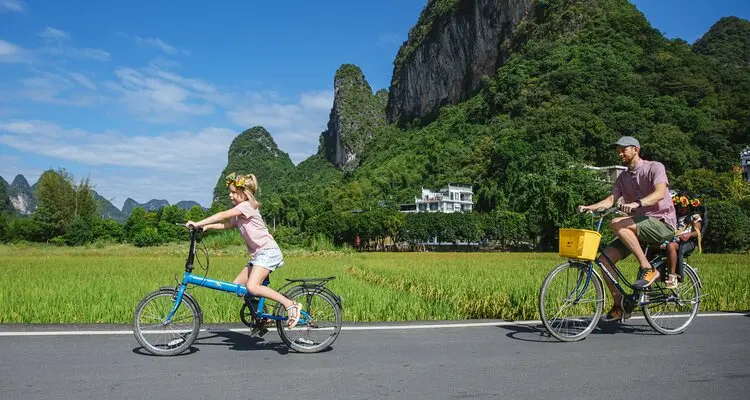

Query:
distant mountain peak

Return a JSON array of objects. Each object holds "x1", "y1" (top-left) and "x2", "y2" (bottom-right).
[
  {"x1": 211, "y1": 126, "x2": 297, "y2": 209},
  {"x1": 693, "y1": 16, "x2": 750, "y2": 67},
  {"x1": 8, "y1": 174, "x2": 35, "y2": 214},
  {"x1": 11, "y1": 174, "x2": 30, "y2": 188}
]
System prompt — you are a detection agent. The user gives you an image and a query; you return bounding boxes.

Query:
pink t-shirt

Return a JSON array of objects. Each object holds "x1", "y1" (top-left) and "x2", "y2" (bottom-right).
[
  {"x1": 611, "y1": 159, "x2": 677, "y2": 230},
  {"x1": 231, "y1": 201, "x2": 278, "y2": 255}
]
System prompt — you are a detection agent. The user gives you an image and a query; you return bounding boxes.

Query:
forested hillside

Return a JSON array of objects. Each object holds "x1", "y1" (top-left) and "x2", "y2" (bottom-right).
[
  {"x1": 269, "y1": 0, "x2": 750, "y2": 251},
  {"x1": 2, "y1": 0, "x2": 748, "y2": 252}
]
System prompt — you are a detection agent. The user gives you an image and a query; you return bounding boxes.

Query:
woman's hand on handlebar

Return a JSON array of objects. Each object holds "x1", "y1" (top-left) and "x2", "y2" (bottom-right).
[{"x1": 184, "y1": 221, "x2": 203, "y2": 232}]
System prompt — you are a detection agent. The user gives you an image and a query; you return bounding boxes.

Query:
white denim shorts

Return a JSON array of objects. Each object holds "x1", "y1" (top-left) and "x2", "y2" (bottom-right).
[{"x1": 248, "y1": 247, "x2": 284, "y2": 271}]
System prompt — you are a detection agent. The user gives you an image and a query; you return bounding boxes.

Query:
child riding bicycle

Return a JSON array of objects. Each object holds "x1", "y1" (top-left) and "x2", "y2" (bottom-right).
[
  {"x1": 664, "y1": 191, "x2": 704, "y2": 289},
  {"x1": 185, "y1": 172, "x2": 302, "y2": 329}
]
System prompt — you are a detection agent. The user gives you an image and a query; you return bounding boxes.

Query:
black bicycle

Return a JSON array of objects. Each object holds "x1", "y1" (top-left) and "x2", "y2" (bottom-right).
[{"x1": 539, "y1": 207, "x2": 703, "y2": 342}]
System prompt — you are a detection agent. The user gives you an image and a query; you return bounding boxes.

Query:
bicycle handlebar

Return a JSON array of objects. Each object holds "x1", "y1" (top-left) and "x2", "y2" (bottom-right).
[{"x1": 582, "y1": 206, "x2": 624, "y2": 218}]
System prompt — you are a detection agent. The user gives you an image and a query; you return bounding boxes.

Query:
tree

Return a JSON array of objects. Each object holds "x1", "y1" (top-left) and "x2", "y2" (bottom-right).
[
  {"x1": 93, "y1": 218, "x2": 125, "y2": 242},
  {"x1": 703, "y1": 201, "x2": 750, "y2": 253},
  {"x1": 64, "y1": 215, "x2": 94, "y2": 245},
  {"x1": 30, "y1": 169, "x2": 96, "y2": 243},
  {"x1": 484, "y1": 210, "x2": 528, "y2": 250},
  {"x1": 158, "y1": 205, "x2": 187, "y2": 242}
]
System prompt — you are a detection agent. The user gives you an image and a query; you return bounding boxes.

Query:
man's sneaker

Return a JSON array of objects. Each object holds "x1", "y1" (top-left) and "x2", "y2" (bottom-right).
[
  {"x1": 634, "y1": 267, "x2": 661, "y2": 289},
  {"x1": 602, "y1": 306, "x2": 632, "y2": 323}
]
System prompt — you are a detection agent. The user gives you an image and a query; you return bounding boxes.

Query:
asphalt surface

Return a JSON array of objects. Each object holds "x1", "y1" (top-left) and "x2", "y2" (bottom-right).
[{"x1": 1, "y1": 313, "x2": 749, "y2": 400}]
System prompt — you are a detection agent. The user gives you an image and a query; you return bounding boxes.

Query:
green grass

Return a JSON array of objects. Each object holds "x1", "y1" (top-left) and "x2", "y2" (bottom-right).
[{"x1": 1, "y1": 244, "x2": 748, "y2": 323}]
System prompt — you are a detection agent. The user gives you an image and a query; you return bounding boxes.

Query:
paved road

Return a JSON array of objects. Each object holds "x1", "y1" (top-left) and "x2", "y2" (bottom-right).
[{"x1": 1, "y1": 313, "x2": 749, "y2": 400}]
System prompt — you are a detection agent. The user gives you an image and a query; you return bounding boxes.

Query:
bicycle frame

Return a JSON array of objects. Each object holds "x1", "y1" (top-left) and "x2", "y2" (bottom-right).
[
  {"x1": 163, "y1": 228, "x2": 309, "y2": 324},
  {"x1": 573, "y1": 208, "x2": 666, "y2": 306}
]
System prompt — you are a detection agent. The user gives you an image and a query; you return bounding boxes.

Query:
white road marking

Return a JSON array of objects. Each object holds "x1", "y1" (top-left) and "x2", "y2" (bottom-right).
[{"x1": 0, "y1": 312, "x2": 744, "y2": 337}]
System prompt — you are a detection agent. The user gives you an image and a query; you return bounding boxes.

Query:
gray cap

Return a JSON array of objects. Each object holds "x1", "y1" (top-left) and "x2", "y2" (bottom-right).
[{"x1": 613, "y1": 136, "x2": 640, "y2": 148}]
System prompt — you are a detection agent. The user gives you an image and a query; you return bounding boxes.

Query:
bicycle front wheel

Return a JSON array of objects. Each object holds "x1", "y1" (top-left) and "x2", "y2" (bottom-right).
[
  {"x1": 539, "y1": 261, "x2": 604, "y2": 342},
  {"x1": 275, "y1": 287, "x2": 342, "y2": 353},
  {"x1": 642, "y1": 263, "x2": 701, "y2": 335},
  {"x1": 133, "y1": 288, "x2": 201, "y2": 356}
]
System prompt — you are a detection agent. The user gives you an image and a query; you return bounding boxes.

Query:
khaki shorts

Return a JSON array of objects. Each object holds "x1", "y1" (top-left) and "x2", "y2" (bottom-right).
[{"x1": 608, "y1": 216, "x2": 674, "y2": 256}]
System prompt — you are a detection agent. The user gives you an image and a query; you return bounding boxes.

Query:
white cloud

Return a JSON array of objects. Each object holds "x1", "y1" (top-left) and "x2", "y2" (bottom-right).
[
  {"x1": 45, "y1": 46, "x2": 111, "y2": 62},
  {"x1": 19, "y1": 70, "x2": 101, "y2": 106},
  {"x1": 39, "y1": 27, "x2": 70, "y2": 41},
  {"x1": 68, "y1": 47, "x2": 111, "y2": 61},
  {"x1": 0, "y1": 39, "x2": 30, "y2": 63},
  {"x1": 135, "y1": 36, "x2": 190, "y2": 56},
  {"x1": 0, "y1": 0, "x2": 24, "y2": 13},
  {"x1": 228, "y1": 89, "x2": 333, "y2": 164},
  {"x1": 67, "y1": 72, "x2": 96, "y2": 89},
  {"x1": 301, "y1": 90, "x2": 335, "y2": 111},
  {"x1": 149, "y1": 57, "x2": 181, "y2": 69},
  {"x1": 103, "y1": 66, "x2": 229, "y2": 122},
  {"x1": 38, "y1": 27, "x2": 111, "y2": 62},
  {"x1": 0, "y1": 120, "x2": 239, "y2": 207}
]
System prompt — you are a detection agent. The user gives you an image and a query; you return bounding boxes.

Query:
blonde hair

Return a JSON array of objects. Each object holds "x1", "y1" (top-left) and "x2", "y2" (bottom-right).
[{"x1": 227, "y1": 172, "x2": 261, "y2": 209}]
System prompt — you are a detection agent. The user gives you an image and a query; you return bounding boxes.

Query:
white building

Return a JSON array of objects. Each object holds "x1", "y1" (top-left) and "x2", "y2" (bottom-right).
[
  {"x1": 584, "y1": 165, "x2": 627, "y2": 184},
  {"x1": 741, "y1": 148, "x2": 750, "y2": 182},
  {"x1": 400, "y1": 184, "x2": 473, "y2": 213}
]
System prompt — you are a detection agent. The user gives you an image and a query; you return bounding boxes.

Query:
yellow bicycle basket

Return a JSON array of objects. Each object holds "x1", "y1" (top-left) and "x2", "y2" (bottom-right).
[{"x1": 558, "y1": 228, "x2": 601, "y2": 261}]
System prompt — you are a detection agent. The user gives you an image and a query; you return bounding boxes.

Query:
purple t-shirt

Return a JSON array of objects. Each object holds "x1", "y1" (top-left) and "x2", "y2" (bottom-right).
[{"x1": 612, "y1": 159, "x2": 676, "y2": 230}]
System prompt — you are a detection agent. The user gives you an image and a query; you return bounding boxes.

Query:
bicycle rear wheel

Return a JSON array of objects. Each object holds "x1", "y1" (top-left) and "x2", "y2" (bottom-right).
[
  {"x1": 133, "y1": 288, "x2": 201, "y2": 356},
  {"x1": 275, "y1": 286, "x2": 342, "y2": 353},
  {"x1": 539, "y1": 261, "x2": 604, "y2": 342},
  {"x1": 642, "y1": 263, "x2": 701, "y2": 334}
]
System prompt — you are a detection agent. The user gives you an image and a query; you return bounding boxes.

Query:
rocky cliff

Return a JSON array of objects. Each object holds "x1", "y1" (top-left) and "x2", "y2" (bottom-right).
[
  {"x1": 0, "y1": 176, "x2": 13, "y2": 214},
  {"x1": 175, "y1": 200, "x2": 203, "y2": 211},
  {"x1": 93, "y1": 192, "x2": 126, "y2": 222},
  {"x1": 319, "y1": 64, "x2": 387, "y2": 171},
  {"x1": 386, "y1": 0, "x2": 533, "y2": 126},
  {"x1": 9, "y1": 174, "x2": 36, "y2": 215}
]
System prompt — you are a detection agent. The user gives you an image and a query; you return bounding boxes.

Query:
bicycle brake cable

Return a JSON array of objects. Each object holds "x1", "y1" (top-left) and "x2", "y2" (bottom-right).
[{"x1": 194, "y1": 240, "x2": 210, "y2": 284}]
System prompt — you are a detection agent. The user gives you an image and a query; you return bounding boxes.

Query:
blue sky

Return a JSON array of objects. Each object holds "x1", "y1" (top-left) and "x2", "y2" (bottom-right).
[{"x1": 1, "y1": 0, "x2": 748, "y2": 209}]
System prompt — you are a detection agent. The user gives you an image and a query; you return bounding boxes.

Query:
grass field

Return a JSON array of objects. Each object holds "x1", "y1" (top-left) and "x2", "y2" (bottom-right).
[{"x1": 1, "y1": 243, "x2": 748, "y2": 324}]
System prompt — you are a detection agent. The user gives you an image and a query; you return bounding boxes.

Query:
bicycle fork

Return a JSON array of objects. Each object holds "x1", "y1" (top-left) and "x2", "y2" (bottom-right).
[{"x1": 164, "y1": 283, "x2": 190, "y2": 324}]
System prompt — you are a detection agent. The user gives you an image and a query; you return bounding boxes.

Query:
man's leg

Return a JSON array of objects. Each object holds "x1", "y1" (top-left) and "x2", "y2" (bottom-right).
[
  {"x1": 596, "y1": 242, "x2": 631, "y2": 321},
  {"x1": 611, "y1": 216, "x2": 651, "y2": 268}
]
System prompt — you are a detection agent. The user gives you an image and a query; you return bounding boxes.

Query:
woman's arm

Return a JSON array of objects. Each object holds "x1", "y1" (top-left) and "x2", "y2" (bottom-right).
[
  {"x1": 202, "y1": 221, "x2": 237, "y2": 231},
  {"x1": 186, "y1": 208, "x2": 243, "y2": 230}
]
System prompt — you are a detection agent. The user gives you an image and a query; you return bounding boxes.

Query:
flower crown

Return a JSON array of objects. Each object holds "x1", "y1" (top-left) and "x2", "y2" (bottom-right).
[
  {"x1": 672, "y1": 194, "x2": 701, "y2": 209},
  {"x1": 225, "y1": 172, "x2": 248, "y2": 189}
]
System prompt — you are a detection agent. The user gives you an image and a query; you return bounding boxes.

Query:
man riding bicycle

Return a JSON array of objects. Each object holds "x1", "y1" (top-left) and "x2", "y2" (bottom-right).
[{"x1": 578, "y1": 136, "x2": 677, "y2": 322}]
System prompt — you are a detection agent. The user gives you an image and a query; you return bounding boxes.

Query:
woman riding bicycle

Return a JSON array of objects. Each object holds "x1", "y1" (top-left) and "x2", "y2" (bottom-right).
[
  {"x1": 578, "y1": 136, "x2": 677, "y2": 322},
  {"x1": 185, "y1": 172, "x2": 302, "y2": 329}
]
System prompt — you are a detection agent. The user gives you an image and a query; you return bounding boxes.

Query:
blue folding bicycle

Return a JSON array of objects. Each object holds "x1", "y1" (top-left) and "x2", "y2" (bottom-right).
[{"x1": 132, "y1": 226, "x2": 343, "y2": 356}]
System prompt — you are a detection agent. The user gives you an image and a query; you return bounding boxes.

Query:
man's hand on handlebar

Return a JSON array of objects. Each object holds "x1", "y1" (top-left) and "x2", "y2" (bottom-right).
[
  {"x1": 577, "y1": 205, "x2": 624, "y2": 216},
  {"x1": 619, "y1": 201, "x2": 640, "y2": 214}
]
